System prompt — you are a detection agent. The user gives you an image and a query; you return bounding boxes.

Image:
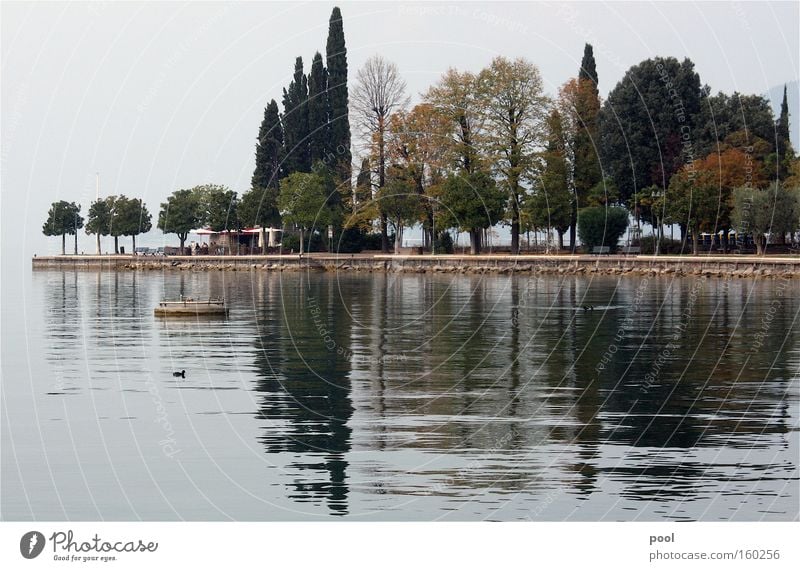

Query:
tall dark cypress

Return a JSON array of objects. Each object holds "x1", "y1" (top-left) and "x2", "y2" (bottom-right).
[
  {"x1": 570, "y1": 43, "x2": 602, "y2": 251},
  {"x1": 354, "y1": 157, "x2": 371, "y2": 210},
  {"x1": 282, "y1": 57, "x2": 311, "y2": 173},
  {"x1": 326, "y1": 7, "x2": 351, "y2": 186},
  {"x1": 578, "y1": 43, "x2": 598, "y2": 87},
  {"x1": 252, "y1": 99, "x2": 284, "y2": 190},
  {"x1": 776, "y1": 84, "x2": 793, "y2": 180},
  {"x1": 308, "y1": 52, "x2": 329, "y2": 165}
]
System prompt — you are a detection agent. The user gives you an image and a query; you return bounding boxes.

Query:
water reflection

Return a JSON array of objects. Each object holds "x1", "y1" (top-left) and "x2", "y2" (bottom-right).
[
  {"x1": 18, "y1": 270, "x2": 798, "y2": 520},
  {"x1": 253, "y1": 273, "x2": 353, "y2": 515}
]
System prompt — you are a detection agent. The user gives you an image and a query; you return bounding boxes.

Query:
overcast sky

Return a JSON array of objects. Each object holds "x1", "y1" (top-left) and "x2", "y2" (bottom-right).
[{"x1": 2, "y1": 1, "x2": 798, "y2": 259}]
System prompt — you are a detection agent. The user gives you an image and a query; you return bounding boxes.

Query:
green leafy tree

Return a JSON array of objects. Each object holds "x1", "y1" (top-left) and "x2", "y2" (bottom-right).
[
  {"x1": 114, "y1": 197, "x2": 152, "y2": 253},
  {"x1": 325, "y1": 6, "x2": 351, "y2": 186},
  {"x1": 85, "y1": 198, "x2": 112, "y2": 254},
  {"x1": 197, "y1": 185, "x2": 239, "y2": 232},
  {"x1": 586, "y1": 177, "x2": 619, "y2": 207},
  {"x1": 158, "y1": 188, "x2": 200, "y2": 252},
  {"x1": 433, "y1": 170, "x2": 505, "y2": 254},
  {"x1": 526, "y1": 110, "x2": 572, "y2": 250},
  {"x1": 600, "y1": 57, "x2": 705, "y2": 205},
  {"x1": 378, "y1": 167, "x2": 424, "y2": 253},
  {"x1": 665, "y1": 170, "x2": 722, "y2": 254},
  {"x1": 43, "y1": 200, "x2": 83, "y2": 255},
  {"x1": 308, "y1": 52, "x2": 329, "y2": 165},
  {"x1": 576, "y1": 206, "x2": 629, "y2": 252},
  {"x1": 278, "y1": 171, "x2": 335, "y2": 254},
  {"x1": 282, "y1": 57, "x2": 310, "y2": 174},
  {"x1": 697, "y1": 92, "x2": 776, "y2": 159},
  {"x1": 252, "y1": 99, "x2": 284, "y2": 191},
  {"x1": 478, "y1": 56, "x2": 549, "y2": 254},
  {"x1": 733, "y1": 182, "x2": 800, "y2": 255},
  {"x1": 239, "y1": 186, "x2": 281, "y2": 250}
]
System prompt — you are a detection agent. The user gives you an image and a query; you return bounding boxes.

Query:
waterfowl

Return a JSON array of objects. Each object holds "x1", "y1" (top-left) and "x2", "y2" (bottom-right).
[
  {"x1": 582, "y1": 305, "x2": 594, "y2": 311},
  {"x1": 172, "y1": 370, "x2": 186, "y2": 378}
]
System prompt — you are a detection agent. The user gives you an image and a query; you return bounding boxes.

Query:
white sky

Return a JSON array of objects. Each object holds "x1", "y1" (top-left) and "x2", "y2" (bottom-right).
[{"x1": 2, "y1": 1, "x2": 798, "y2": 258}]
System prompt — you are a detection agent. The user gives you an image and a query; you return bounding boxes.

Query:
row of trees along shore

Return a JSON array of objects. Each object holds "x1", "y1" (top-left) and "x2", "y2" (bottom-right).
[{"x1": 43, "y1": 7, "x2": 800, "y2": 256}]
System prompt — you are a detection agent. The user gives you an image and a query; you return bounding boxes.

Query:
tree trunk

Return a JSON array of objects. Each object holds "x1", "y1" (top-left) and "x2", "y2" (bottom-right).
[
  {"x1": 179, "y1": 235, "x2": 186, "y2": 253},
  {"x1": 469, "y1": 229, "x2": 482, "y2": 255},
  {"x1": 260, "y1": 227, "x2": 267, "y2": 253},
  {"x1": 96, "y1": 233, "x2": 101, "y2": 255},
  {"x1": 114, "y1": 236, "x2": 119, "y2": 254},
  {"x1": 380, "y1": 215, "x2": 389, "y2": 253},
  {"x1": 511, "y1": 218, "x2": 520, "y2": 255},
  {"x1": 394, "y1": 222, "x2": 402, "y2": 254},
  {"x1": 692, "y1": 231, "x2": 699, "y2": 255},
  {"x1": 569, "y1": 202, "x2": 577, "y2": 253},
  {"x1": 61, "y1": 233, "x2": 66, "y2": 255},
  {"x1": 74, "y1": 232, "x2": 78, "y2": 255},
  {"x1": 299, "y1": 229, "x2": 305, "y2": 255},
  {"x1": 757, "y1": 235, "x2": 767, "y2": 255},
  {"x1": 558, "y1": 231, "x2": 564, "y2": 251},
  {"x1": 132, "y1": 235, "x2": 136, "y2": 254}
]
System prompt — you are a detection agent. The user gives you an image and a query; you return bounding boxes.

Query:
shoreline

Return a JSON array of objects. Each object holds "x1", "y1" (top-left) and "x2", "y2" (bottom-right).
[{"x1": 31, "y1": 253, "x2": 800, "y2": 278}]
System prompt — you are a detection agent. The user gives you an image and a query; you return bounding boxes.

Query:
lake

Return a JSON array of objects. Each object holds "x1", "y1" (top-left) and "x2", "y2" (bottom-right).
[{"x1": 2, "y1": 269, "x2": 798, "y2": 521}]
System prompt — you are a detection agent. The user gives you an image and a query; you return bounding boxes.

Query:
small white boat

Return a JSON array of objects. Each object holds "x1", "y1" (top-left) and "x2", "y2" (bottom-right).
[{"x1": 154, "y1": 297, "x2": 228, "y2": 317}]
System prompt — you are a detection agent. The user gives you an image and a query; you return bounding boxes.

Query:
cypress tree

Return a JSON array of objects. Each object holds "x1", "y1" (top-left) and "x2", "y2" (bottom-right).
[
  {"x1": 578, "y1": 43, "x2": 598, "y2": 86},
  {"x1": 570, "y1": 43, "x2": 602, "y2": 251},
  {"x1": 354, "y1": 157, "x2": 371, "y2": 210},
  {"x1": 282, "y1": 57, "x2": 310, "y2": 174},
  {"x1": 326, "y1": 7, "x2": 351, "y2": 186},
  {"x1": 308, "y1": 52, "x2": 329, "y2": 165},
  {"x1": 776, "y1": 85, "x2": 793, "y2": 180},
  {"x1": 252, "y1": 99, "x2": 284, "y2": 190}
]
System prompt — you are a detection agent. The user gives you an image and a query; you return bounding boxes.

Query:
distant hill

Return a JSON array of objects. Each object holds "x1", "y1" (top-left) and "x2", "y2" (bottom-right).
[{"x1": 766, "y1": 80, "x2": 799, "y2": 146}]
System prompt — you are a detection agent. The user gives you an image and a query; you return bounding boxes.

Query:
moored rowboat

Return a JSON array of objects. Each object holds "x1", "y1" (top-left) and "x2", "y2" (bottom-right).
[{"x1": 154, "y1": 298, "x2": 228, "y2": 316}]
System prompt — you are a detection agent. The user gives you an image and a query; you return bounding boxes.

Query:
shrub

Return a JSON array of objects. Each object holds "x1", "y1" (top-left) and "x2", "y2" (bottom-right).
[
  {"x1": 361, "y1": 232, "x2": 395, "y2": 251},
  {"x1": 334, "y1": 227, "x2": 365, "y2": 253},
  {"x1": 281, "y1": 231, "x2": 325, "y2": 253},
  {"x1": 577, "y1": 206, "x2": 630, "y2": 252},
  {"x1": 434, "y1": 231, "x2": 454, "y2": 254},
  {"x1": 637, "y1": 235, "x2": 685, "y2": 254}
]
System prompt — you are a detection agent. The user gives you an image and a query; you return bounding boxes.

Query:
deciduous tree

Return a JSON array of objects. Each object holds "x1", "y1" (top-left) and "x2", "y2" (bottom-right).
[
  {"x1": 432, "y1": 170, "x2": 504, "y2": 254},
  {"x1": 352, "y1": 55, "x2": 408, "y2": 251},
  {"x1": 278, "y1": 171, "x2": 335, "y2": 254},
  {"x1": 478, "y1": 56, "x2": 549, "y2": 254},
  {"x1": 733, "y1": 182, "x2": 800, "y2": 254},
  {"x1": 85, "y1": 198, "x2": 112, "y2": 254},
  {"x1": 43, "y1": 200, "x2": 83, "y2": 255},
  {"x1": 158, "y1": 189, "x2": 200, "y2": 252},
  {"x1": 526, "y1": 110, "x2": 572, "y2": 250}
]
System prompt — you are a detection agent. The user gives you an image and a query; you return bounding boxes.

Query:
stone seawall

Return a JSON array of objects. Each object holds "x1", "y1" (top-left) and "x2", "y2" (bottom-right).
[{"x1": 31, "y1": 254, "x2": 800, "y2": 278}]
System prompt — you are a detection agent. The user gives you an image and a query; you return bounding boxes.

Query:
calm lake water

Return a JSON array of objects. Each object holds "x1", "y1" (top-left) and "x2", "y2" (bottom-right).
[{"x1": 2, "y1": 269, "x2": 798, "y2": 521}]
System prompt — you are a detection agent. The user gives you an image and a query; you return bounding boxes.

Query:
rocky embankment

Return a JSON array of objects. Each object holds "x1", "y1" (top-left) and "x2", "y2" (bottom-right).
[{"x1": 32, "y1": 254, "x2": 800, "y2": 279}]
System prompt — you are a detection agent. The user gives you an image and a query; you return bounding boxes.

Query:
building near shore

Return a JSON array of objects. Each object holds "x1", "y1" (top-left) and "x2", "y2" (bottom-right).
[{"x1": 191, "y1": 227, "x2": 282, "y2": 254}]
